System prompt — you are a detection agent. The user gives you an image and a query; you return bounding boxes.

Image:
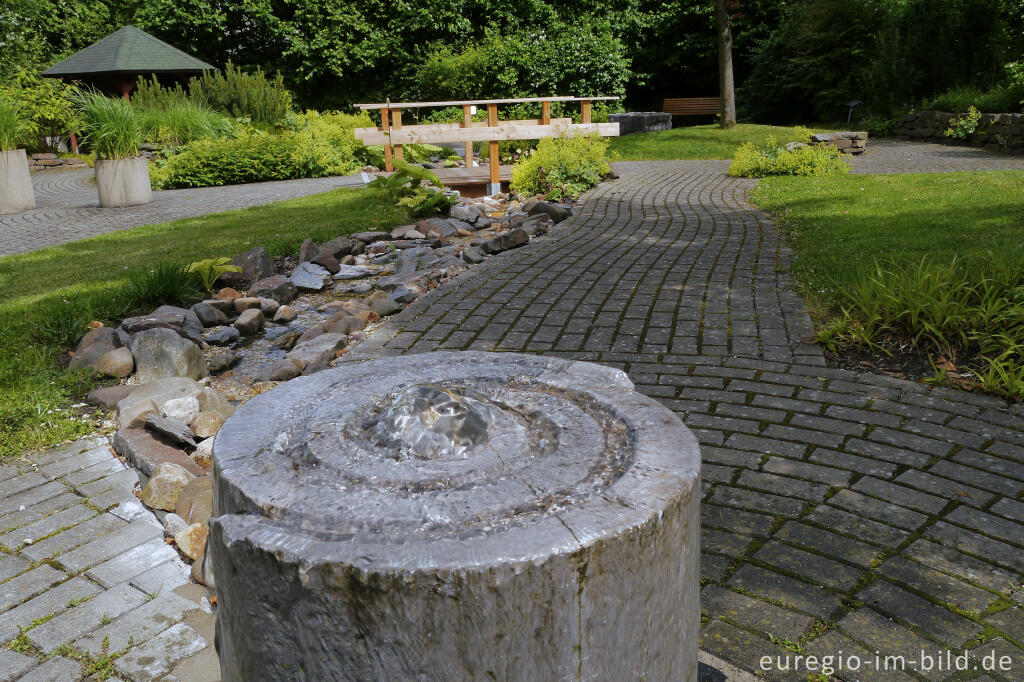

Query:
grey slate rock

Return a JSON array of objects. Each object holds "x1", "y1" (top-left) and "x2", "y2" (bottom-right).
[
  {"x1": 249, "y1": 275, "x2": 297, "y2": 304},
  {"x1": 311, "y1": 251, "x2": 341, "y2": 274},
  {"x1": 87, "y1": 384, "x2": 138, "y2": 411},
  {"x1": 191, "y1": 302, "x2": 227, "y2": 328},
  {"x1": 221, "y1": 247, "x2": 273, "y2": 287},
  {"x1": 205, "y1": 327, "x2": 240, "y2": 346},
  {"x1": 112, "y1": 429, "x2": 203, "y2": 477},
  {"x1": 290, "y1": 262, "x2": 332, "y2": 291},
  {"x1": 370, "y1": 297, "x2": 403, "y2": 316},
  {"x1": 391, "y1": 286, "x2": 417, "y2": 304},
  {"x1": 526, "y1": 199, "x2": 571, "y2": 223},
  {"x1": 332, "y1": 265, "x2": 376, "y2": 280},
  {"x1": 298, "y1": 239, "x2": 320, "y2": 262},
  {"x1": 320, "y1": 237, "x2": 358, "y2": 258},
  {"x1": 233, "y1": 309, "x2": 265, "y2": 336},
  {"x1": 481, "y1": 228, "x2": 529, "y2": 255},
  {"x1": 120, "y1": 306, "x2": 203, "y2": 346},
  {"x1": 208, "y1": 352, "x2": 241, "y2": 374},
  {"x1": 462, "y1": 246, "x2": 486, "y2": 264},
  {"x1": 350, "y1": 231, "x2": 389, "y2": 243},
  {"x1": 255, "y1": 359, "x2": 304, "y2": 383},
  {"x1": 145, "y1": 414, "x2": 197, "y2": 450}
]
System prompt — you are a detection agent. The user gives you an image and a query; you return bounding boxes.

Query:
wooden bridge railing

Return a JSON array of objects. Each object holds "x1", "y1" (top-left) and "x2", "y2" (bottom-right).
[{"x1": 354, "y1": 96, "x2": 620, "y2": 192}]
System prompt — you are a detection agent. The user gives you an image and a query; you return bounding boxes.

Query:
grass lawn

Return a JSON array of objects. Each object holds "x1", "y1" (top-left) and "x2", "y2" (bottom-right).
[
  {"x1": 0, "y1": 186, "x2": 408, "y2": 458},
  {"x1": 608, "y1": 123, "x2": 815, "y2": 161},
  {"x1": 752, "y1": 171, "x2": 1024, "y2": 306}
]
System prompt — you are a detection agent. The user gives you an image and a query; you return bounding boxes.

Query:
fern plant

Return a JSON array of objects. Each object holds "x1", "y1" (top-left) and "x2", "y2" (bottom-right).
[{"x1": 368, "y1": 159, "x2": 454, "y2": 218}]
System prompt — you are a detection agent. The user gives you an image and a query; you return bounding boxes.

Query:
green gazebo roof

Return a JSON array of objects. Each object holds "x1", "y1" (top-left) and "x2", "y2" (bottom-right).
[{"x1": 42, "y1": 26, "x2": 215, "y2": 78}]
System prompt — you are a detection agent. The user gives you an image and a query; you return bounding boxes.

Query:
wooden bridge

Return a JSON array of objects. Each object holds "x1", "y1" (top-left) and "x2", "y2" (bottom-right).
[{"x1": 354, "y1": 96, "x2": 620, "y2": 194}]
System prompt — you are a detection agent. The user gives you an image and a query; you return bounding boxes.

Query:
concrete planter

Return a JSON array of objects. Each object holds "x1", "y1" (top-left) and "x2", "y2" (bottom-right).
[
  {"x1": 95, "y1": 157, "x2": 152, "y2": 208},
  {"x1": 0, "y1": 149, "x2": 35, "y2": 213}
]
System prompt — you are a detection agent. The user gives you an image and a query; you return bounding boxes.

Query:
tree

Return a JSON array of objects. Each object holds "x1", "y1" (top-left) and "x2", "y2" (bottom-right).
[{"x1": 715, "y1": 0, "x2": 737, "y2": 127}]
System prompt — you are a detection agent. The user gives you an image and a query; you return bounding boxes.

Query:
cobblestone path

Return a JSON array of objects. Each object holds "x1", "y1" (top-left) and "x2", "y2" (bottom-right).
[
  {"x1": 0, "y1": 169, "x2": 366, "y2": 257},
  {"x1": 0, "y1": 437, "x2": 216, "y2": 681},
  {"x1": 349, "y1": 158, "x2": 1024, "y2": 680}
]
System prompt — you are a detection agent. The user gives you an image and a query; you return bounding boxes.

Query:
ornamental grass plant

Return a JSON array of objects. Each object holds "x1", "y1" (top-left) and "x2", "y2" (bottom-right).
[
  {"x1": 74, "y1": 90, "x2": 142, "y2": 159},
  {"x1": 0, "y1": 97, "x2": 36, "y2": 151}
]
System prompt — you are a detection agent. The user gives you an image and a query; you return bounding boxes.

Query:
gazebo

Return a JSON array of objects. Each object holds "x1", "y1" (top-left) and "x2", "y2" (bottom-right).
[{"x1": 42, "y1": 26, "x2": 215, "y2": 100}]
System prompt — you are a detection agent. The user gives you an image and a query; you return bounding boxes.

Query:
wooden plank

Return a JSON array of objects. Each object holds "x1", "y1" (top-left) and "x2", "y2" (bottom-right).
[
  {"x1": 463, "y1": 105, "x2": 473, "y2": 169},
  {"x1": 580, "y1": 100, "x2": 591, "y2": 124},
  {"x1": 487, "y1": 104, "x2": 499, "y2": 186},
  {"x1": 392, "y1": 109, "x2": 403, "y2": 162},
  {"x1": 355, "y1": 122, "x2": 619, "y2": 146},
  {"x1": 541, "y1": 101, "x2": 551, "y2": 125},
  {"x1": 381, "y1": 106, "x2": 392, "y2": 172},
  {"x1": 354, "y1": 118, "x2": 571, "y2": 139},
  {"x1": 355, "y1": 96, "x2": 620, "y2": 110}
]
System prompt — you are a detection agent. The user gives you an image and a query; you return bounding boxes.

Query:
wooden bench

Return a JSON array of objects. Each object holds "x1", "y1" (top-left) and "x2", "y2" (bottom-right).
[{"x1": 663, "y1": 97, "x2": 721, "y2": 117}]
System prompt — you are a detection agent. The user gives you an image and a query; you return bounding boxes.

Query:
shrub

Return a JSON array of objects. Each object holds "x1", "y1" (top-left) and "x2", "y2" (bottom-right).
[
  {"x1": 944, "y1": 106, "x2": 983, "y2": 139},
  {"x1": 925, "y1": 85, "x2": 1024, "y2": 114},
  {"x1": 132, "y1": 75, "x2": 191, "y2": 111},
  {"x1": 0, "y1": 96, "x2": 36, "y2": 151},
  {"x1": 511, "y1": 134, "x2": 611, "y2": 198},
  {"x1": 190, "y1": 64, "x2": 292, "y2": 126},
  {"x1": 728, "y1": 138, "x2": 850, "y2": 178},
  {"x1": 73, "y1": 90, "x2": 141, "y2": 159},
  {"x1": 151, "y1": 134, "x2": 303, "y2": 189},
  {"x1": 0, "y1": 71, "x2": 78, "y2": 152},
  {"x1": 367, "y1": 159, "x2": 454, "y2": 219},
  {"x1": 138, "y1": 100, "x2": 234, "y2": 147},
  {"x1": 121, "y1": 262, "x2": 204, "y2": 312},
  {"x1": 288, "y1": 110, "x2": 374, "y2": 174}
]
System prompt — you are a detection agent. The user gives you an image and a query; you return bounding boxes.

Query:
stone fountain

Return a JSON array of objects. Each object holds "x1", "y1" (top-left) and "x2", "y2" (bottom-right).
[{"x1": 209, "y1": 351, "x2": 701, "y2": 681}]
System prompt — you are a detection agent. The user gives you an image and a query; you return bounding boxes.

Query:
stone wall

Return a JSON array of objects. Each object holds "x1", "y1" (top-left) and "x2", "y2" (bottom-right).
[
  {"x1": 898, "y1": 111, "x2": 1024, "y2": 150},
  {"x1": 809, "y1": 131, "x2": 867, "y2": 155},
  {"x1": 28, "y1": 153, "x2": 89, "y2": 173},
  {"x1": 609, "y1": 112, "x2": 672, "y2": 136}
]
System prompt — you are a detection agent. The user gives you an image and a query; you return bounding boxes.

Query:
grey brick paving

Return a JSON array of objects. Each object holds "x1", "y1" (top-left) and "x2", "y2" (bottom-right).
[
  {"x1": 340, "y1": 153, "x2": 1024, "y2": 679},
  {"x1": 0, "y1": 437, "x2": 213, "y2": 680},
  {"x1": 0, "y1": 168, "x2": 366, "y2": 256}
]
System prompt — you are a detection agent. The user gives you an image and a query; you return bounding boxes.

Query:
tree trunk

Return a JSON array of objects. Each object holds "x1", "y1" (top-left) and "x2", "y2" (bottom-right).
[{"x1": 715, "y1": 0, "x2": 737, "y2": 128}]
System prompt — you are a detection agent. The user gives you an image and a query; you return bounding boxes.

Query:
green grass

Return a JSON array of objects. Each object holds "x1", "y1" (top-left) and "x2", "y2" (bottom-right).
[
  {"x1": 752, "y1": 171, "x2": 1024, "y2": 304},
  {"x1": 0, "y1": 186, "x2": 407, "y2": 458},
  {"x1": 608, "y1": 124, "x2": 817, "y2": 161},
  {"x1": 753, "y1": 171, "x2": 1024, "y2": 399}
]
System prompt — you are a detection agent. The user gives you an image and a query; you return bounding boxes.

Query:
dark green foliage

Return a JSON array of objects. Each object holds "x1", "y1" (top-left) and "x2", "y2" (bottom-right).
[
  {"x1": 122, "y1": 262, "x2": 205, "y2": 311},
  {"x1": 925, "y1": 85, "x2": 1024, "y2": 114},
  {"x1": 151, "y1": 135, "x2": 304, "y2": 188},
  {"x1": 189, "y1": 64, "x2": 292, "y2": 126},
  {"x1": 367, "y1": 159, "x2": 455, "y2": 218},
  {"x1": 132, "y1": 76, "x2": 191, "y2": 110}
]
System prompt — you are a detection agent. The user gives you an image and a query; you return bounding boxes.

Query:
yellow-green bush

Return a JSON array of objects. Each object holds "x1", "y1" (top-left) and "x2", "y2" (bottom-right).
[
  {"x1": 151, "y1": 111, "x2": 372, "y2": 189},
  {"x1": 728, "y1": 137, "x2": 849, "y2": 178},
  {"x1": 510, "y1": 134, "x2": 611, "y2": 198}
]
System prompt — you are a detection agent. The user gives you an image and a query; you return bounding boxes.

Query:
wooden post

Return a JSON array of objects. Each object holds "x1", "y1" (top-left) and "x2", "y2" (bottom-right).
[
  {"x1": 381, "y1": 106, "x2": 393, "y2": 172},
  {"x1": 463, "y1": 105, "x2": 474, "y2": 168},
  {"x1": 392, "y1": 109, "x2": 404, "y2": 162},
  {"x1": 580, "y1": 100, "x2": 592, "y2": 124},
  {"x1": 487, "y1": 103, "x2": 500, "y2": 194},
  {"x1": 70, "y1": 133, "x2": 78, "y2": 154},
  {"x1": 541, "y1": 100, "x2": 551, "y2": 125}
]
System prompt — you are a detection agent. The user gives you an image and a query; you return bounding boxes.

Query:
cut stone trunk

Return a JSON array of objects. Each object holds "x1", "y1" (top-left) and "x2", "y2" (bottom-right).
[
  {"x1": 0, "y1": 149, "x2": 35, "y2": 213},
  {"x1": 95, "y1": 157, "x2": 152, "y2": 208},
  {"x1": 210, "y1": 351, "x2": 701, "y2": 681}
]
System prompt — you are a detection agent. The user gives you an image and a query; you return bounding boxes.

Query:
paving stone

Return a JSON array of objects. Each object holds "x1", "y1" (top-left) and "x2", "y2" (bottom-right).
[
  {"x1": 858, "y1": 580, "x2": 982, "y2": 646},
  {"x1": 903, "y1": 539, "x2": 1021, "y2": 594},
  {"x1": 728, "y1": 564, "x2": 843, "y2": 618},
  {"x1": 701, "y1": 554, "x2": 731, "y2": 582},
  {"x1": 894, "y1": 469, "x2": 995, "y2": 508},
  {"x1": 0, "y1": 472, "x2": 48, "y2": 498},
  {"x1": 113, "y1": 622, "x2": 207, "y2": 681},
  {"x1": 877, "y1": 555, "x2": 999, "y2": 614},
  {"x1": 836, "y1": 607, "x2": 950, "y2": 680},
  {"x1": 0, "y1": 504, "x2": 94, "y2": 549},
  {"x1": 27, "y1": 582, "x2": 148, "y2": 652},
  {"x1": 806, "y1": 505, "x2": 911, "y2": 547},
  {"x1": 129, "y1": 560, "x2": 192, "y2": 596},
  {"x1": 991, "y1": 498, "x2": 1024, "y2": 523},
  {"x1": 74, "y1": 591, "x2": 202, "y2": 656},
  {"x1": 20, "y1": 513, "x2": 126, "y2": 563},
  {"x1": 698, "y1": 620, "x2": 794, "y2": 681},
  {"x1": 702, "y1": 504, "x2": 774, "y2": 537},
  {"x1": 63, "y1": 456, "x2": 126, "y2": 486},
  {"x1": 804, "y1": 629, "x2": 918, "y2": 681},
  {"x1": 845, "y1": 438, "x2": 933, "y2": 468},
  {"x1": 702, "y1": 585, "x2": 814, "y2": 640},
  {"x1": 14, "y1": 656, "x2": 83, "y2": 682},
  {"x1": 827, "y1": 489, "x2": 928, "y2": 530},
  {"x1": 852, "y1": 477, "x2": 948, "y2": 514},
  {"x1": 58, "y1": 518, "x2": 163, "y2": 573},
  {"x1": 775, "y1": 522, "x2": 881, "y2": 567},
  {"x1": 0, "y1": 564, "x2": 65, "y2": 611},
  {"x1": 926, "y1": 521, "x2": 1024, "y2": 573},
  {"x1": 702, "y1": 529, "x2": 753, "y2": 556},
  {"x1": 944, "y1": 506, "x2": 1023, "y2": 546},
  {"x1": 753, "y1": 541, "x2": 864, "y2": 589},
  {"x1": 968, "y1": 638, "x2": 1023, "y2": 679},
  {"x1": 38, "y1": 444, "x2": 111, "y2": 479},
  {"x1": 723, "y1": 434, "x2": 807, "y2": 458},
  {"x1": 0, "y1": 576, "x2": 99, "y2": 643},
  {"x1": 0, "y1": 492, "x2": 80, "y2": 533},
  {"x1": 762, "y1": 457, "x2": 853, "y2": 486},
  {"x1": 808, "y1": 448, "x2": 899, "y2": 477},
  {"x1": 87, "y1": 539, "x2": 178, "y2": 588},
  {"x1": 710, "y1": 486, "x2": 805, "y2": 516},
  {"x1": 0, "y1": 650, "x2": 37, "y2": 681},
  {"x1": 985, "y1": 606, "x2": 1024, "y2": 643},
  {"x1": 736, "y1": 471, "x2": 829, "y2": 501}
]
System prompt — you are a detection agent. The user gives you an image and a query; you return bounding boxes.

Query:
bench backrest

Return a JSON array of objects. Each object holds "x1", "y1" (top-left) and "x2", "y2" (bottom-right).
[{"x1": 663, "y1": 98, "x2": 720, "y2": 115}]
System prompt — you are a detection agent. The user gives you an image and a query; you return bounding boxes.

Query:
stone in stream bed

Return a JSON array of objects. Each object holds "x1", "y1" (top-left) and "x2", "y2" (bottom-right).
[{"x1": 291, "y1": 262, "x2": 333, "y2": 291}]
